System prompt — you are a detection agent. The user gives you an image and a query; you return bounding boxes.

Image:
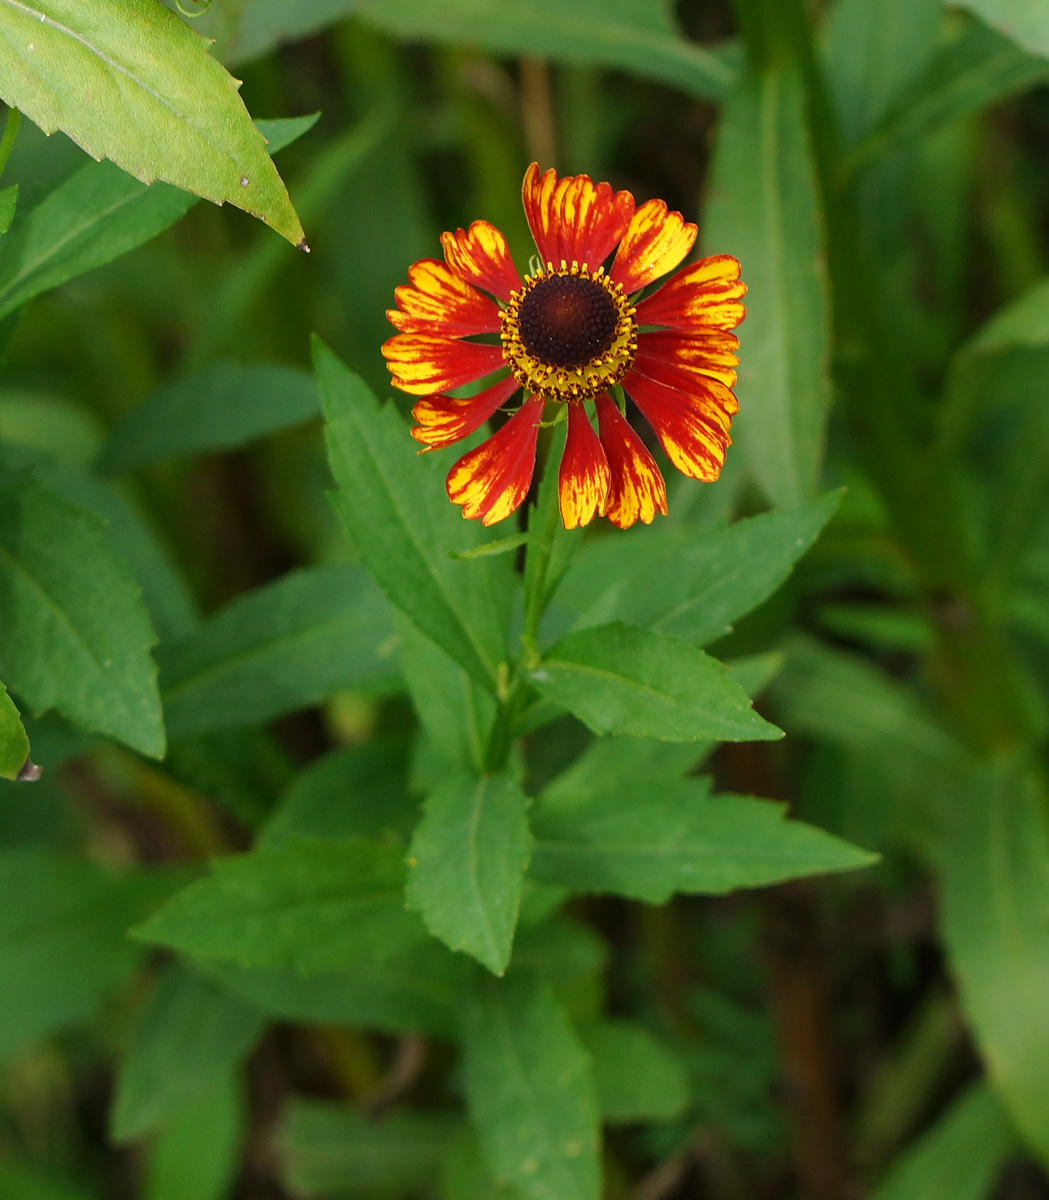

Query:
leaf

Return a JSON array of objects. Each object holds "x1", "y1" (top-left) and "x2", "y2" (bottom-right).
[
  {"x1": 0, "y1": 679, "x2": 30, "y2": 781},
  {"x1": 0, "y1": 114, "x2": 312, "y2": 323},
  {"x1": 0, "y1": 0, "x2": 303, "y2": 243},
  {"x1": 231, "y1": 0, "x2": 735, "y2": 101},
  {"x1": 282, "y1": 1101, "x2": 460, "y2": 1194},
  {"x1": 869, "y1": 1081, "x2": 1016, "y2": 1200},
  {"x1": 441, "y1": 1129, "x2": 516, "y2": 1200},
  {"x1": 581, "y1": 1019, "x2": 690, "y2": 1125},
  {"x1": 530, "y1": 777, "x2": 875, "y2": 902},
  {"x1": 317, "y1": 339, "x2": 510, "y2": 689},
  {"x1": 406, "y1": 771, "x2": 532, "y2": 975},
  {"x1": 0, "y1": 850, "x2": 180, "y2": 1064},
  {"x1": 954, "y1": 0, "x2": 1049, "y2": 59},
  {"x1": 0, "y1": 184, "x2": 17, "y2": 235},
  {"x1": 0, "y1": 1162, "x2": 93, "y2": 1200},
  {"x1": 0, "y1": 468, "x2": 164, "y2": 757},
  {"x1": 527, "y1": 624, "x2": 782, "y2": 743},
  {"x1": 111, "y1": 962, "x2": 266, "y2": 1142},
  {"x1": 98, "y1": 362, "x2": 320, "y2": 475},
  {"x1": 209, "y1": 941, "x2": 465, "y2": 1039},
  {"x1": 704, "y1": 59, "x2": 832, "y2": 510},
  {"x1": 145, "y1": 1075, "x2": 243, "y2": 1200},
  {"x1": 571, "y1": 492, "x2": 841, "y2": 645},
  {"x1": 845, "y1": 18, "x2": 1049, "y2": 177},
  {"x1": 159, "y1": 565, "x2": 398, "y2": 737},
  {"x1": 460, "y1": 971, "x2": 601, "y2": 1200},
  {"x1": 133, "y1": 839, "x2": 427, "y2": 974},
  {"x1": 940, "y1": 754, "x2": 1049, "y2": 1165}
]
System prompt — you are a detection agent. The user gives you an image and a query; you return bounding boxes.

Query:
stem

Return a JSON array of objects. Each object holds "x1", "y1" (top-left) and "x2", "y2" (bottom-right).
[{"x1": 0, "y1": 108, "x2": 21, "y2": 183}]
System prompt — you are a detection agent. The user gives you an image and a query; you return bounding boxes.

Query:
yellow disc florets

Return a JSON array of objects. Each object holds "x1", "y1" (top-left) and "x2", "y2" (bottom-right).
[{"x1": 500, "y1": 261, "x2": 636, "y2": 402}]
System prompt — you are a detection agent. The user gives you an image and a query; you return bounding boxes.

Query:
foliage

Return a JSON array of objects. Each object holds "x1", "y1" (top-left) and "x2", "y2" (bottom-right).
[{"x1": 0, "y1": 0, "x2": 1048, "y2": 1197}]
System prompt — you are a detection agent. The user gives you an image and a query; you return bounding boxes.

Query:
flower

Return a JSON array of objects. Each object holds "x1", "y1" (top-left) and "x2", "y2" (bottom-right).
[{"x1": 383, "y1": 163, "x2": 746, "y2": 528}]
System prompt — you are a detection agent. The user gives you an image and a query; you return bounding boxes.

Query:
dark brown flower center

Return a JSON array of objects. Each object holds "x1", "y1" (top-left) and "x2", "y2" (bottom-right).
[{"x1": 517, "y1": 274, "x2": 619, "y2": 369}]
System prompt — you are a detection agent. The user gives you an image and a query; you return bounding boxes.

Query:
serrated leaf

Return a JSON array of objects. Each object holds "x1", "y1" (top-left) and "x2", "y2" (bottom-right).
[
  {"x1": 159, "y1": 565, "x2": 398, "y2": 737},
  {"x1": 572, "y1": 492, "x2": 841, "y2": 645},
  {"x1": 99, "y1": 361, "x2": 320, "y2": 475},
  {"x1": 0, "y1": 468, "x2": 164, "y2": 757},
  {"x1": 0, "y1": 679, "x2": 30, "y2": 780},
  {"x1": 528, "y1": 624, "x2": 782, "y2": 743},
  {"x1": 460, "y1": 971, "x2": 601, "y2": 1200},
  {"x1": 0, "y1": 0, "x2": 303, "y2": 243},
  {"x1": 133, "y1": 839, "x2": 427, "y2": 973},
  {"x1": 940, "y1": 755, "x2": 1049, "y2": 1166},
  {"x1": 531, "y1": 777, "x2": 875, "y2": 902},
  {"x1": 581, "y1": 1019, "x2": 690, "y2": 1125},
  {"x1": 317, "y1": 338, "x2": 510, "y2": 689},
  {"x1": 112, "y1": 962, "x2": 265, "y2": 1142},
  {"x1": 0, "y1": 115, "x2": 311, "y2": 323},
  {"x1": 705, "y1": 59, "x2": 832, "y2": 509},
  {"x1": 407, "y1": 771, "x2": 532, "y2": 975},
  {"x1": 282, "y1": 1101, "x2": 460, "y2": 1194}
]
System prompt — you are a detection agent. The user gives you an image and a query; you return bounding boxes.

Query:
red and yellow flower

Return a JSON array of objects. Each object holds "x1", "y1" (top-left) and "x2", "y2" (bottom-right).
[{"x1": 383, "y1": 163, "x2": 746, "y2": 529}]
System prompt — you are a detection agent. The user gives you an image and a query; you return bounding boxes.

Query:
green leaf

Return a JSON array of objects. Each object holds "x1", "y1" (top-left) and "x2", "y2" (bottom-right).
[
  {"x1": 0, "y1": 678, "x2": 30, "y2": 780},
  {"x1": 98, "y1": 361, "x2": 319, "y2": 475},
  {"x1": 869, "y1": 1081, "x2": 1016, "y2": 1200},
  {"x1": 159, "y1": 565, "x2": 398, "y2": 737},
  {"x1": 232, "y1": 0, "x2": 735, "y2": 100},
  {"x1": 571, "y1": 492, "x2": 841, "y2": 645},
  {"x1": 0, "y1": 0, "x2": 303, "y2": 243},
  {"x1": 531, "y1": 777, "x2": 875, "y2": 902},
  {"x1": 0, "y1": 850, "x2": 180, "y2": 1064},
  {"x1": 954, "y1": 0, "x2": 1049, "y2": 59},
  {"x1": 133, "y1": 839, "x2": 427, "y2": 973},
  {"x1": 262, "y1": 738, "x2": 418, "y2": 848},
  {"x1": 460, "y1": 971, "x2": 601, "y2": 1200},
  {"x1": 406, "y1": 771, "x2": 532, "y2": 975},
  {"x1": 111, "y1": 962, "x2": 266, "y2": 1142},
  {"x1": 704, "y1": 59, "x2": 831, "y2": 509},
  {"x1": 0, "y1": 468, "x2": 164, "y2": 757},
  {"x1": 145, "y1": 1075, "x2": 243, "y2": 1200},
  {"x1": 209, "y1": 941, "x2": 465, "y2": 1039},
  {"x1": 581, "y1": 1019, "x2": 690, "y2": 1125},
  {"x1": 440, "y1": 1130, "x2": 516, "y2": 1200},
  {"x1": 0, "y1": 1162, "x2": 92, "y2": 1200},
  {"x1": 282, "y1": 1101, "x2": 460, "y2": 1194},
  {"x1": 940, "y1": 755, "x2": 1049, "y2": 1166},
  {"x1": 845, "y1": 18, "x2": 1049, "y2": 177},
  {"x1": 0, "y1": 184, "x2": 17, "y2": 235},
  {"x1": 527, "y1": 624, "x2": 782, "y2": 743},
  {"x1": 317, "y1": 338, "x2": 510, "y2": 689}
]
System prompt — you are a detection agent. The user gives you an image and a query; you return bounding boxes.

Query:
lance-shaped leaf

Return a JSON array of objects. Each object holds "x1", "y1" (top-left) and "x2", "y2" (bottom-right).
[
  {"x1": 0, "y1": 0, "x2": 303, "y2": 244},
  {"x1": 406, "y1": 771, "x2": 532, "y2": 975},
  {"x1": 317, "y1": 339, "x2": 510, "y2": 689},
  {"x1": 133, "y1": 839, "x2": 427, "y2": 974},
  {"x1": 581, "y1": 1019, "x2": 690, "y2": 1125},
  {"x1": 705, "y1": 59, "x2": 832, "y2": 509},
  {"x1": 461, "y1": 971, "x2": 601, "y2": 1200},
  {"x1": 571, "y1": 491, "x2": 841, "y2": 645},
  {"x1": 0, "y1": 679, "x2": 30, "y2": 781},
  {"x1": 0, "y1": 469, "x2": 163, "y2": 758},
  {"x1": 940, "y1": 755, "x2": 1049, "y2": 1166},
  {"x1": 527, "y1": 624, "x2": 782, "y2": 743},
  {"x1": 954, "y1": 0, "x2": 1049, "y2": 60},
  {"x1": 531, "y1": 777, "x2": 875, "y2": 902}
]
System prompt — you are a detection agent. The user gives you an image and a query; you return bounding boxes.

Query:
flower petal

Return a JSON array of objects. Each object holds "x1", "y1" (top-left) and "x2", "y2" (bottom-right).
[
  {"x1": 446, "y1": 394, "x2": 545, "y2": 525},
  {"x1": 595, "y1": 393, "x2": 667, "y2": 528},
  {"x1": 609, "y1": 199, "x2": 697, "y2": 295},
  {"x1": 388, "y1": 258, "x2": 502, "y2": 336},
  {"x1": 411, "y1": 374, "x2": 520, "y2": 452},
  {"x1": 522, "y1": 162, "x2": 635, "y2": 272},
  {"x1": 382, "y1": 334, "x2": 505, "y2": 396},
  {"x1": 559, "y1": 402, "x2": 611, "y2": 529},
  {"x1": 442, "y1": 220, "x2": 522, "y2": 302},
  {"x1": 634, "y1": 254, "x2": 747, "y2": 331},
  {"x1": 624, "y1": 370, "x2": 733, "y2": 482},
  {"x1": 633, "y1": 328, "x2": 741, "y2": 390}
]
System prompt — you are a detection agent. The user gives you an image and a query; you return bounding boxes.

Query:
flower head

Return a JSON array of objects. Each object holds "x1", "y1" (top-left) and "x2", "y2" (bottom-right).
[{"x1": 383, "y1": 163, "x2": 746, "y2": 528}]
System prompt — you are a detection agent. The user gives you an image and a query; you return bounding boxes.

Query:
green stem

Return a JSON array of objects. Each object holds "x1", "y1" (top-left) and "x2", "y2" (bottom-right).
[{"x1": 0, "y1": 108, "x2": 21, "y2": 183}]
